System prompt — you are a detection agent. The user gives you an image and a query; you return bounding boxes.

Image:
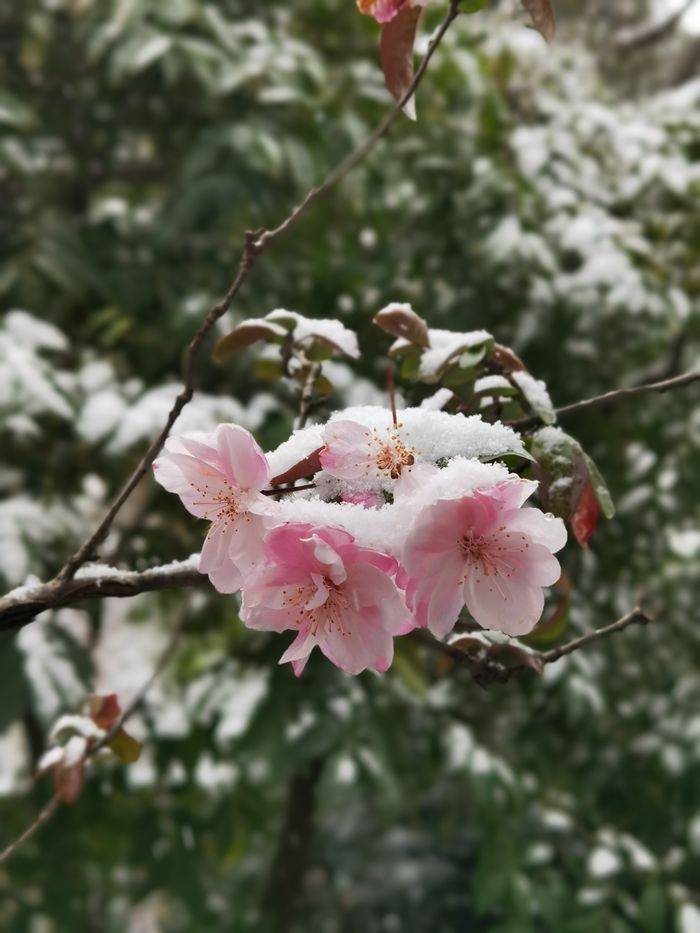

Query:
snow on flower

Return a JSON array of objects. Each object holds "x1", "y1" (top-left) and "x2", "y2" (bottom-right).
[
  {"x1": 321, "y1": 419, "x2": 416, "y2": 482},
  {"x1": 356, "y1": 0, "x2": 427, "y2": 25},
  {"x1": 241, "y1": 524, "x2": 410, "y2": 676},
  {"x1": 313, "y1": 405, "x2": 530, "y2": 498},
  {"x1": 153, "y1": 424, "x2": 271, "y2": 593},
  {"x1": 402, "y1": 472, "x2": 566, "y2": 637}
]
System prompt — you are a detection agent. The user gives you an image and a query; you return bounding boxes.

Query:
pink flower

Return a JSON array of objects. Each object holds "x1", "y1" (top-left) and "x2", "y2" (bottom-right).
[
  {"x1": 241, "y1": 524, "x2": 410, "y2": 676},
  {"x1": 320, "y1": 419, "x2": 416, "y2": 482},
  {"x1": 341, "y1": 490, "x2": 384, "y2": 509},
  {"x1": 402, "y1": 478, "x2": 566, "y2": 638},
  {"x1": 153, "y1": 424, "x2": 271, "y2": 593},
  {"x1": 356, "y1": 0, "x2": 426, "y2": 24}
]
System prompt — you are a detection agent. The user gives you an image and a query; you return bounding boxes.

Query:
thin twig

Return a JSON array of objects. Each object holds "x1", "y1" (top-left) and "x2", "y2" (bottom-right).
[
  {"x1": 53, "y1": 1, "x2": 462, "y2": 585},
  {"x1": 511, "y1": 369, "x2": 700, "y2": 431},
  {"x1": 539, "y1": 606, "x2": 653, "y2": 664},
  {"x1": 411, "y1": 605, "x2": 655, "y2": 685},
  {"x1": 294, "y1": 362, "x2": 323, "y2": 431},
  {"x1": 0, "y1": 626, "x2": 182, "y2": 865},
  {"x1": 0, "y1": 793, "x2": 60, "y2": 865}
]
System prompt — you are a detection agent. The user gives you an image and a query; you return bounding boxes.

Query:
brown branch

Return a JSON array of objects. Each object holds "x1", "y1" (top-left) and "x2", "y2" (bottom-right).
[
  {"x1": 511, "y1": 369, "x2": 700, "y2": 432},
  {"x1": 612, "y1": 0, "x2": 698, "y2": 50},
  {"x1": 411, "y1": 606, "x2": 654, "y2": 686},
  {"x1": 539, "y1": 606, "x2": 653, "y2": 664},
  {"x1": 53, "y1": 0, "x2": 462, "y2": 587},
  {"x1": 0, "y1": 793, "x2": 60, "y2": 865},
  {"x1": 0, "y1": 560, "x2": 204, "y2": 633}
]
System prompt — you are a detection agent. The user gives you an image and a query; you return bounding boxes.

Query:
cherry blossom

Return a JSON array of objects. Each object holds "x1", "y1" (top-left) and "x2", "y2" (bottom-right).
[
  {"x1": 153, "y1": 424, "x2": 271, "y2": 594},
  {"x1": 320, "y1": 419, "x2": 416, "y2": 482},
  {"x1": 356, "y1": 0, "x2": 427, "y2": 25},
  {"x1": 240, "y1": 524, "x2": 410, "y2": 676},
  {"x1": 402, "y1": 477, "x2": 566, "y2": 638}
]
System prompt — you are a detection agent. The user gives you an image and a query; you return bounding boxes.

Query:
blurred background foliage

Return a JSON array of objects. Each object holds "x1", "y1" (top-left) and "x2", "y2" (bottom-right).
[{"x1": 1, "y1": 0, "x2": 699, "y2": 930}]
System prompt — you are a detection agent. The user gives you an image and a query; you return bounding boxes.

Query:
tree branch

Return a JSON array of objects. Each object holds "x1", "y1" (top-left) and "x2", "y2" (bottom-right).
[
  {"x1": 539, "y1": 606, "x2": 653, "y2": 664},
  {"x1": 0, "y1": 559, "x2": 204, "y2": 632},
  {"x1": 612, "y1": 0, "x2": 698, "y2": 51},
  {"x1": 53, "y1": 0, "x2": 462, "y2": 586},
  {"x1": 511, "y1": 369, "x2": 700, "y2": 431},
  {"x1": 410, "y1": 606, "x2": 654, "y2": 686}
]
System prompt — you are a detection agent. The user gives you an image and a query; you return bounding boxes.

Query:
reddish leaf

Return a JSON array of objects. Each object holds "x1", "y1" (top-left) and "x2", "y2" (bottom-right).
[
  {"x1": 521, "y1": 0, "x2": 556, "y2": 42},
  {"x1": 487, "y1": 643, "x2": 544, "y2": 675},
  {"x1": 374, "y1": 303, "x2": 429, "y2": 348},
  {"x1": 88, "y1": 693, "x2": 121, "y2": 730},
  {"x1": 54, "y1": 760, "x2": 84, "y2": 805},
  {"x1": 380, "y1": 5, "x2": 422, "y2": 120},
  {"x1": 269, "y1": 447, "x2": 323, "y2": 487},
  {"x1": 570, "y1": 480, "x2": 600, "y2": 548},
  {"x1": 213, "y1": 320, "x2": 287, "y2": 362},
  {"x1": 490, "y1": 343, "x2": 526, "y2": 373}
]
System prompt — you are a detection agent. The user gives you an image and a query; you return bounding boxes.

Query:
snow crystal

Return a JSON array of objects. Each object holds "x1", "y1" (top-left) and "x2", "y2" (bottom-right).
[
  {"x1": 418, "y1": 328, "x2": 492, "y2": 379},
  {"x1": 587, "y1": 847, "x2": 621, "y2": 878},
  {"x1": 419, "y1": 388, "x2": 453, "y2": 411},
  {"x1": 266, "y1": 309, "x2": 359, "y2": 359},
  {"x1": 5, "y1": 309, "x2": 67, "y2": 351},
  {"x1": 326, "y1": 406, "x2": 530, "y2": 464},
  {"x1": 474, "y1": 375, "x2": 512, "y2": 394},
  {"x1": 0, "y1": 725, "x2": 30, "y2": 797},
  {"x1": 274, "y1": 459, "x2": 512, "y2": 554},
  {"x1": 511, "y1": 370, "x2": 556, "y2": 421},
  {"x1": 266, "y1": 425, "x2": 324, "y2": 480}
]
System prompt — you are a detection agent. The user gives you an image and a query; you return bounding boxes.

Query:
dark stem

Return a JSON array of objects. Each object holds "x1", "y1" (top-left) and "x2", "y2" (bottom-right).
[{"x1": 262, "y1": 757, "x2": 325, "y2": 933}]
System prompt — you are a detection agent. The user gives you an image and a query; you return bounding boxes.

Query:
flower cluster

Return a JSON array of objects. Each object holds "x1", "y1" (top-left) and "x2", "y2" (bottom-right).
[{"x1": 154, "y1": 406, "x2": 566, "y2": 676}]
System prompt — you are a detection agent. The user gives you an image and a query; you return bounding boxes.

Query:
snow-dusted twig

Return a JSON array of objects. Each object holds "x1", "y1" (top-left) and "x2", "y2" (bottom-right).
[
  {"x1": 511, "y1": 369, "x2": 700, "y2": 431},
  {"x1": 0, "y1": 559, "x2": 203, "y2": 632},
  {"x1": 0, "y1": 793, "x2": 60, "y2": 865},
  {"x1": 53, "y1": 0, "x2": 463, "y2": 586},
  {"x1": 539, "y1": 606, "x2": 653, "y2": 664},
  {"x1": 0, "y1": 625, "x2": 182, "y2": 865},
  {"x1": 410, "y1": 605, "x2": 654, "y2": 686}
]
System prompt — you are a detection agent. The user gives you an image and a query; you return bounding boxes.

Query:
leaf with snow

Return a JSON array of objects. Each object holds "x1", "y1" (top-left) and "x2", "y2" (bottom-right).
[
  {"x1": 266, "y1": 309, "x2": 360, "y2": 359},
  {"x1": 511, "y1": 370, "x2": 556, "y2": 425},
  {"x1": 380, "y1": 5, "x2": 422, "y2": 121},
  {"x1": 213, "y1": 319, "x2": 288, "y2": 362},
  {"x1": 374, "y1": 302, "x2": 429, "y2": 348}
]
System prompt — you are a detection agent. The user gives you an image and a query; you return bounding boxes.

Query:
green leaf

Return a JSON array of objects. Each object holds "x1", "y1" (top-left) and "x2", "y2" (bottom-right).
[
  {"x1": 583, "y1": 453, "x2": 615, "y2": 519},
  {"x1": 0, "y1": 90, "x2": 36, "y2": 129},
  {"x1": 107, "y1": 728, "x2": 142, "y2": 764}
]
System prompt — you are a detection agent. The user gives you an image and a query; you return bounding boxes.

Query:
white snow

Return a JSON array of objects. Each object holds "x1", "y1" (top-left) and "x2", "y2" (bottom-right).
[
  {"x1": 266, "y1": 309, "x2": 360, "y2": 359},
  {"x1": 418, "y1": 328, "x2": 492, "y2": 379}
]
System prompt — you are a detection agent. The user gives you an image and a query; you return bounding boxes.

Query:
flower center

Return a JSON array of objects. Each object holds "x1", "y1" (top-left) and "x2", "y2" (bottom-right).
[
  {"x1": 283, "y1": 578, "x2": 350, "y2": 637},
  {"x1": 192, "y1": 479, "x2": 242, "y2": 525},
  {"x1": 371, "y1": 428, "x2": 416, "y2": 479},
  {"x1": 459, "y1": 527, "x2": 531, "y2": 589}
]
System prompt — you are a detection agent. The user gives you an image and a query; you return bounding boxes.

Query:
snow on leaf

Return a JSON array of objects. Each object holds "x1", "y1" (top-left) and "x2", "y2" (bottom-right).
[
  {"x1": 374, "y1": 302, "x2": 429, "y2": 348},
  {"x1": 213, "y1": 319, "x2": 288, "y2": 362}
]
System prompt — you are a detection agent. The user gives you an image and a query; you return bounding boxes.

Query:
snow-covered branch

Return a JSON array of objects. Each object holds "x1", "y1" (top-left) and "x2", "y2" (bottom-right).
[
  {"x1": 0, "y1": 558, "x2": 203, "y2": 632},
  {"x1": 511, "y1": 369, "x2": 700, "y2": 431}
]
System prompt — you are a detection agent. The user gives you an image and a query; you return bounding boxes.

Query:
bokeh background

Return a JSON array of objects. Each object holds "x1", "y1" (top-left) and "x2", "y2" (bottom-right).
[{"x1": 1, "y1": 0, "x2": 700, "y2": 930}]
